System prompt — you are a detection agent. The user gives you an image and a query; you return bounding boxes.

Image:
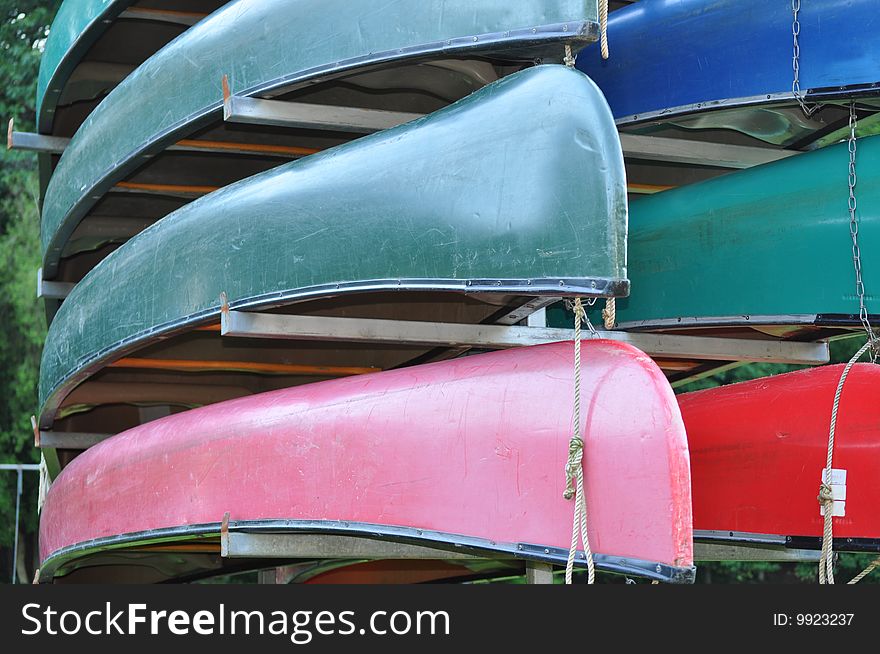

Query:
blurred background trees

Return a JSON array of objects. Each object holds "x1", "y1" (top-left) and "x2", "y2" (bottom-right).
[{"x1": 0, "y1": 0, "x2": 59, "y2": 583}]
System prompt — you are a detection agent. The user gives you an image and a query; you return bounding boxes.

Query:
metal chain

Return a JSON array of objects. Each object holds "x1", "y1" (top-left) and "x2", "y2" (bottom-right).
[
  {"x1": 791, "y1": 0, "x2": 819, "y2": 117},
  {"x1": 846, "y1": 101, "x2": 879, "y2": 360}
]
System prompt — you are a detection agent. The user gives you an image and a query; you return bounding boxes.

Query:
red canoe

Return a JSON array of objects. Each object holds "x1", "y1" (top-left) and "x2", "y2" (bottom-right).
[
  {"x1": 680, "y1": 363, "x2": 880, "y2": 552},
  {"x1": 39, "y1": 340, "x2": 694, "y2": 583}
]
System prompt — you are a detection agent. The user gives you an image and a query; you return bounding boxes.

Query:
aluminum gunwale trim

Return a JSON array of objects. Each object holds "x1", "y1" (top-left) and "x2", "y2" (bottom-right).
[
  {"x1": 40, "y1": 518, "x2": 695, "y2": 583},
  {"x1": 613, "y1": 84, "x2": 880, "y2": 127},
  {"x1": 38, "y1": 276, "x2": 629, "y2": 428},
  {"x1": 694, "y1": 529, "x2": 880, "y2": 554},
  {"x1": 614, "y1": 313, "x2": 880, "y2": 331}
]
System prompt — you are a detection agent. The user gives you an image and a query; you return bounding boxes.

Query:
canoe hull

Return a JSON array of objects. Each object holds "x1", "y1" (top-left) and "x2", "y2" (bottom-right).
[
  {"x1": 40, "y1": 0, "x2": 600, "y2": 278},
  {"x1": 578, "y1": 0, "x2": 880, "y2": 147},
  {"x1": 39, "y1": 65, "x2": 628, "y2": 434},
  {"x1": 680, "y1": 363, "x2": 880, "y2": 551},
  {"x1": 39, "y1": 341, "x2": 694, "y2": 583}
]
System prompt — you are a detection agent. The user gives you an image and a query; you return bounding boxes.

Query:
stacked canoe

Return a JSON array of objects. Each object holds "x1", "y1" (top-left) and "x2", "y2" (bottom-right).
[{"x1": 25, "y1": 0, "x2": 880, "y2": 583}]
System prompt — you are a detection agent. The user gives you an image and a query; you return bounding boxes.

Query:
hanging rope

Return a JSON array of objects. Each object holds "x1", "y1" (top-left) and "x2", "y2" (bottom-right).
[
  {"x1": 848, "y1": 556, "x2": 880, "y2": 584},
  {"x1": 599, "y1": 0, "x2": 609, "y2": 60},
  {"x1": 818, "y1": 340, "x2": 874, "y2": 584},
  {"x1": 602, "y1": 297, "x2": 616, "y2": 330},
  {"x1": 564, "y1": 298, "x2": 596, "y2": 584},
  {"x1": 563, "y1": 44, "x2": 576, "y2": 68}
]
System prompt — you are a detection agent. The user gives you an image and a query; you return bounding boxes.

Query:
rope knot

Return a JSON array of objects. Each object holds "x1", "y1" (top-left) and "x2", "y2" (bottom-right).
[
  {"x1": 818, "y1": 483, "x2": 834, "y2": 506},
  {"x1": 563, "y1": 437, "x2": 584, "y2": 500}
]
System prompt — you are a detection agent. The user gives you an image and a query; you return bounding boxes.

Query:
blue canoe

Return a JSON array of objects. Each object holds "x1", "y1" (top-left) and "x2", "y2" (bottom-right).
[{"x1": 578, "y1": 0, "x2": 880, "y2": 149}]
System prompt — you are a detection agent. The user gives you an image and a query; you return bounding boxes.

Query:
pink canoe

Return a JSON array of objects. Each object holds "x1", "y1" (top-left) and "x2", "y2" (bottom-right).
[
  {"x1": 39, "y1": 340, "x2": 694, "y2": 583},
  {"x1": 680, "y1": 363, "x2": 880, "y2": 552}
]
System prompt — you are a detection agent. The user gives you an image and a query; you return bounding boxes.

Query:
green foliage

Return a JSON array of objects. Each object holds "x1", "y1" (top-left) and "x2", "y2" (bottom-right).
[
  {"x1": 0, "y1": 1, "x2": 56, "y2": 131},
  {"x1": 0, "y1": 1, "x2": 59, "y2": 577}
]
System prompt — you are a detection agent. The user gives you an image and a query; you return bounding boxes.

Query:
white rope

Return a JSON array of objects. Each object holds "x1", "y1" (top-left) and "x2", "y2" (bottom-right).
[
  {"x1": 564, "y1": 298, "x2": 596, "y2": 584},
  {"x1": 818, "y1": 340, "x2": 873, "y2": 584},
  {"x1": 563, "y1": 44, "x2": 576, "y2": 68},
  {"x1": 599, "y1": 0, "x2": 609, "y2": 60},
  {"x1": 602, "y1": 297, "x2": 616, "y2": 330}
]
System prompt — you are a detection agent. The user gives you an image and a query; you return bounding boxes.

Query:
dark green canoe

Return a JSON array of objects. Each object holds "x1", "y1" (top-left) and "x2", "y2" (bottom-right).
[
  {"x1": 40, "y1": 0, "x2": 599, "y2": 285},
  {"x1": 550, "y1": 134, "x2": 880, "y2": 381},
  {"x1": 39, "y1": 65, "x2": 627, "y2": 436},
  {"x1": 37, "y1": 1, "x2": 221, "y2": 136}
]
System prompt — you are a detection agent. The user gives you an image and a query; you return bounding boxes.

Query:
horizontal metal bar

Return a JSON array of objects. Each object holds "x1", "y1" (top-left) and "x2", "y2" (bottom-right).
[
  {"x1": 221, "y1": 311, "x2": 830, "y2": 365},
  {"x1": 620, "y1": 133, "x2": 797, "y2": 169},
  {"x1": 37, "y1": 268, "x2": 74, "y2": 300},
  {"x1": 694, "y1": 543, "x2": 821, "y2": 562},
  {"x1": 7, "y1": 119, "x2": 68, "y2": 154},
  {"x1": 223, "y1": 77, "x2": 424, "y2": 133},
  {"x1": 118, "y1": 7, "x2": 206, "y2": 26},
  {"x1": 9, "y1": 128, "x2": 316, "y2": 160},
  {"x1": 37, "y1": 431, "x2": 112, "y2": 450},
  {"x1": 224, "y1": 532, "x2": 484, "y2": 560},
  {"x1": 0, "y1": 464, "x2": 40, "y2": 472}
]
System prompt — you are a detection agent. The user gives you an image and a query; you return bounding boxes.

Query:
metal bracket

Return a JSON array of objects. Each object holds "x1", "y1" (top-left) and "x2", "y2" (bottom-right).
[
  {"x1": 220, "y1": 310, "x2": 830, "y2": 365},
  {"x1": 222, "y1": 75, "x2": 423, "y2": 133},
  {"x1": 37, "y1": 268, "x2": 74, "y2": 300},
  {"x1": 525, "y1": 561, "x2": 555, "y2": 584},
  {"x1": 694, "y1": 543, "x2": 821, "y2": 562},
  {"x1": 7, "y1": 119, "x2": 67, "y2": 154},
  {"x1": 35, "y1": 431, "x2": 112, "y2": 450},
  {"x1": 223, "y1": 532, "x2": 483, "y2": 561}
]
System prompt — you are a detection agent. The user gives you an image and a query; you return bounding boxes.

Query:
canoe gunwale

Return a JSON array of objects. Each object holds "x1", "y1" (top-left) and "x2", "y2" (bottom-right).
[
  {"x1": 613, "y1": 85, "x2": 880, "y2": 127},
  {"x1": 38, "y1": 275, "x2": 629, "y2": 429},
  {"x1": 39, "y1": 519, "x2": 696, "y2": 584},
  {"x1": 695, "y1": 530, "x2": 880, "y2": 554},
  {"x1": 615, "y1": 312, "x2": 880, "y2": 332},
  {"x1": 40, "y1": 19, "x2": 598, "y2": 278},
  {"x1": 37, "y1": 1, "x2": 133, "y2": 133}
]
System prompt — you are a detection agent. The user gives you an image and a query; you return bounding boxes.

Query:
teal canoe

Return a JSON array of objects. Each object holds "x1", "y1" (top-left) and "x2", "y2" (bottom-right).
[
  {"x1": 40, "y1": 0, "x2": 599, "y2": 283},
  {"x1": 550, "y1": 134, "x2": 880, "y2": 381},
  {"x1": 38, "y1": 65, "x2": 627, "y2": 435}
]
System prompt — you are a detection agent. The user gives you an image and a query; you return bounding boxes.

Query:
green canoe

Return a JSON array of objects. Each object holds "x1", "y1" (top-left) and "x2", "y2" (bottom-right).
[
  {"x1": 550, "y1": 134, "x2": 880, "y2": 381},
  {"x1": 39, "y1": 65, "x2": 627, "y2": 438},
  {"x1": 40, "y1": 0, "x2": 599, "y2": 286},
  {"x1": 37, "y1": 1, "x2": 221, "y2": 136}
]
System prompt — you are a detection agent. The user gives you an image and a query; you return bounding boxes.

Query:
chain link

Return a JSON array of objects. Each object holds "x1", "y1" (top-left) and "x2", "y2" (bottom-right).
[
  {"x1": 791, "y1": 0, "x2": 819, "y2": 117},
  {"x1": 846, "y1": 101, "x2": 879, "y2": 359}
]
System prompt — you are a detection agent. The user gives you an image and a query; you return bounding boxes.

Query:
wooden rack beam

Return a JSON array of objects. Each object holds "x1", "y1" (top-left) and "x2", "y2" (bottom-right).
[{"x1": 107, "y1": 357, "x2": 381, "y2": 376}]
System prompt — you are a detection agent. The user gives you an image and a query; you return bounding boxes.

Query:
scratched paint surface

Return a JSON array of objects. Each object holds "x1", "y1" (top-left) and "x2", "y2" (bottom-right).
[
  {"x1": 39, "y1": 65, "x2": 628, "y2": 424},
  {"x1": 577, "y1": 0, "x2": 880, "y2": 121},
  {"x1": 40, "y1": 341, "x2": 693, "y2": 572},
  {"x1": 40, "y1": 0, "x2": 599, "y2": 275},
  {"x1": 680, "y1": 363, "x2": 880, "y2": 545}
]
